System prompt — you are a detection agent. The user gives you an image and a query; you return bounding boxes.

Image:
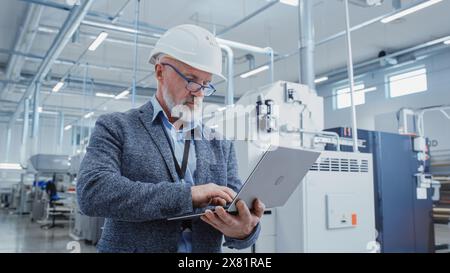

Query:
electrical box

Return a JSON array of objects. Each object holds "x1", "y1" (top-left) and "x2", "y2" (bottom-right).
[
  {"x1": 326, "y1": 194, "x2": 357, "y2": 229},
  {"x1": 325, "y1": 128, "x2": 435, "y2": 253},
  {"x1": 276, "y1": 151, "x2": 376, "y2": 253}
]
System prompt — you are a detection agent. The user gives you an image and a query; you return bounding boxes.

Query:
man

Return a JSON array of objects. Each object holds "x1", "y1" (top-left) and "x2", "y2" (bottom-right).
[{"x1": 77, "y1": 24, "x2": 265, "y2": 253}]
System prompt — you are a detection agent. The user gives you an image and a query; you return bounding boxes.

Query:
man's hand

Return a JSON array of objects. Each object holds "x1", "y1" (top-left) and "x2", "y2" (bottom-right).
[
  {"x1": 191, "y1": 183, "x2": 236, "y2": 208},
  {"x1": 200, "y1": 199, "x2": 265, "y2": 240}
]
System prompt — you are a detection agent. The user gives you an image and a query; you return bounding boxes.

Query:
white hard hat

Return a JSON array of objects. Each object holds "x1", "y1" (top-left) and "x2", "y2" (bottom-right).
[{"x1": 149, "y1": 24, "x2": 225, "y2": 80}]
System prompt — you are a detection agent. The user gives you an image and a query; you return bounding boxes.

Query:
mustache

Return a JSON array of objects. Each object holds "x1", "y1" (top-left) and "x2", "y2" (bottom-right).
[{"x1": 181, "y1": 96, "x2": 202, "y2": 106}]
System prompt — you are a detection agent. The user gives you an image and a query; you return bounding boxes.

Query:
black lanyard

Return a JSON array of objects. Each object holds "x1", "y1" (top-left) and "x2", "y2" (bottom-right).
[{"x1": 164, "y1": 124, "x2": 195, "y2": 183}]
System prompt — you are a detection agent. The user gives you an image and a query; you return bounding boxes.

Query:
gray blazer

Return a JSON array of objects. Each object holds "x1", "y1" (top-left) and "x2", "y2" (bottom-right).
[{"x1": 77, "y1": 101, "x2": 260, "y2": 253}]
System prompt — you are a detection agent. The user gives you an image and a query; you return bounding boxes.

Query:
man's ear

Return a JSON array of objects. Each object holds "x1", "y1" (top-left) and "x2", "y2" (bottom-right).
[{"x1": 155, "y1": 64, "x2": 164, "y2": 83}]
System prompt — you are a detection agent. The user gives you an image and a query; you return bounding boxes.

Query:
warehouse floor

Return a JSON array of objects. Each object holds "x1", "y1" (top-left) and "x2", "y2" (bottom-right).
[
  {"x1": 0, "y1": 209, "x2": 96, "y2": 253},
  {"x1": 0, "y1": 209, "x2": 449, "y2": 253}
]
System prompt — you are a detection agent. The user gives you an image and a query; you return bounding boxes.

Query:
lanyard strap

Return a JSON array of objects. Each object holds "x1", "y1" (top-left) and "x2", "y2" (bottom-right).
[{"x1": 165, "y1": 127, "x2": 195, "y2": 182}]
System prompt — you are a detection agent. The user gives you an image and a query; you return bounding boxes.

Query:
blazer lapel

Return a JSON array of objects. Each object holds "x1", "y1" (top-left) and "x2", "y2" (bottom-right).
[{"x1": 138, "y1": 102, "x2": 178, "y2": 183}]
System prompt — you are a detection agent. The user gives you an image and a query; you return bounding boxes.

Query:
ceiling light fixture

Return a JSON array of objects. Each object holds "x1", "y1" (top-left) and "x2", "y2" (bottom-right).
[
  {"x1": 240, "y1": 65, "x2": 270, "y2": 79},
  {"x1": 88, "y1": 31, "x2": 109, "y2": 51},
  {"x1": 381, "y1": 0, "x2": 443, "y2": 24}
]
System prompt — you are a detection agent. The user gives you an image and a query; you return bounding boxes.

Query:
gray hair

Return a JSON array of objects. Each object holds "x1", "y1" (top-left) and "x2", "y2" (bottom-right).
[{"x1": 155, "y1": 53, "x2": 169, "y2": 64}]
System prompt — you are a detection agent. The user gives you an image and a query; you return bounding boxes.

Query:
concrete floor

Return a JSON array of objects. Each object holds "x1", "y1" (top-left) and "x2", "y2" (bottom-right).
[
  {"x1": 1, "y1": 208, "x2": 449, "y2": 253},
  {"x1": 0, "y1": 209, "x2": 96, "y2": 253}
]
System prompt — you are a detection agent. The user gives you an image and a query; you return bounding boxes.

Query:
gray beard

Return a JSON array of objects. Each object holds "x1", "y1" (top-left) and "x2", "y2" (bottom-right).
[
  {"x1": 163, "y1": 89, "x2": 202, "y2": 124},
  {"x1": 162, "y1": 89, "x2": 176, "y2": 110}
]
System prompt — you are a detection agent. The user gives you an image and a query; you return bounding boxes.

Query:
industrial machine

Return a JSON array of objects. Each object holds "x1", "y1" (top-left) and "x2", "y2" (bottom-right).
[
  {"x1": 68, "y1": 153, "x2": 104, "y2": 245},
  {"x1": 325, "y1": 128, "x2": 435, "y2": 253},
  {"x1": 397, "y1": 106, "x2": 450, "y2": 251},
  {"x1": 10, "y1": 173, "x2": 34, "y2": 215},
  {"x1": 28, "y1": 154, "x2": 73, "y2": 224},
  {"x1": 212, "y1": 81, "x2": 376, "y2": 253}
]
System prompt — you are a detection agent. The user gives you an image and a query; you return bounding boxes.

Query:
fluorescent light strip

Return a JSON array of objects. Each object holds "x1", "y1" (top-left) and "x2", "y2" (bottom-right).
[
  {"x1": 381, "y1": 0, "x2": 443, "y2": 24},
  {"x1": 314, "y1": 76, "x2": 329, "y2": 84},
  {"x1": 41, "y1": 111, "x2": 59, "y2": 116},
  {"x1": 115, "y1": 90, "x2": 130, "y2": 100},
  {"x1": 362, "y1": 87, "x2": 377, "y2": 93},
  {"x1": 95, "y1": 92, "x2": 116, "y2": 98},
  {"x1": 240, "y1": 65, "x2": 270, "y2": 79},
  {"x1": 84, "y1": 112, "x2": 94, "y2": 119},
  {"x1": 52, "y1": 81, "x2": 65, "y2": 92},
  {"x1": 64, "y1": 125, "x2": 72, "y2": 131},
  {"x1": 0, "y1": 163, "x2": 22, "y2": 170},
  {"x1": 279, "y1": 0, "x2": 299, "y2": 7},
  {"x1": 88, "y1": 31, "x2": 109, "y2": 51}
]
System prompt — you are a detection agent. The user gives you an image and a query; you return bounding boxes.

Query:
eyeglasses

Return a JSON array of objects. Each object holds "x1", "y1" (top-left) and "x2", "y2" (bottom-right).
[{"x1": 160, "y1": 62, "x2": 216, "y2": 97}]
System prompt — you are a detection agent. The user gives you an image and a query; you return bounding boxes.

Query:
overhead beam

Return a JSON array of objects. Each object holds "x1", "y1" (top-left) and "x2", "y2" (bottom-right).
[
  {"x1": 8, "y1": 0, "x2": 95, "y2": 128},
  {"x1": 216, "y1": 0, "x2": 279, "y2": 36},
  {"x1": 0, "y1": 4, "x2": 43, "y2": 99}
]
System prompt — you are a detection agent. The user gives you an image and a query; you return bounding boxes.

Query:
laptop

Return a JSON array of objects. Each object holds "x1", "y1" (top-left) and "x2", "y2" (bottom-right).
[{"x1": 167, "y1": 145, "x2": 321, "y2": 221}]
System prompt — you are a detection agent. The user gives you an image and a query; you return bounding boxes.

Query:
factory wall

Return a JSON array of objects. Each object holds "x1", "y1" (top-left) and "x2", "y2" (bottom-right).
[
  {"x1": 317, "y1": 49, "x2": 450, "y2": 153},
  {"x1": 0, "y1": 117, "x2": 73, "y2": 163}
]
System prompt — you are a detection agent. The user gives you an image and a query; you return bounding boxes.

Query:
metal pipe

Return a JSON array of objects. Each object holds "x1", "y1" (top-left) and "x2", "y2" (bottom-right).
[
  {"x1": 5, "y1": 126, "x2": 12, "y2": 162},
  {"x1": 217, "y1": 0, "x2": 279, "y2": 36},
  {"x1": 6, "y1": 38, "x2": 448, "y2": 118},
  {"x1": 0, "y1": 47, "x2": 153, "y2": 74},
  {"x1": 58, "y1": 112, "x2": 64, "y2": 154},
  {"x1": 316, "y1": 0, "x2": 437, "y2": 46},
  {"x1": 220, "y1": 44, "x2": 234, "y2": 106},
  {"x1": 322, "y1": 35, "x2": 450, "y2": 83},
  {"x1": 1, "y1": 4, "x2": 43, "y2": 99},
  {"x1": 22, "y1": 0, "x2": 282, "y2": 41},
  {"x1": 29, "y1": 0, "x2": 275, "y2": 61},
  {"x1": 82, "y1": 15, "x2": 277, "y2": 61},
  {"x1": 299, "y1": 0, "x2": 316, "y2": 92},
  {"x1": 216, "y1": 38, "x2": 272, "y2": 55},
  {"x1": 440, "y1": 109, "x2": 450, "y2": 120},
  {"x1": 392, "y1": 0, "x2": 402, "y2": 10},
  {"x1": 8, "y1": 0, "x2": 94, "y2": 128},
  {"x1": 19, "y1": 0, "x2": 71, "y2": 11},
  {"x1": 245, "y1": 54, "x2": 256, "y2": 70},
  {"x1": 230, "y1": 0, "x2": 450, "y2": 82},
  {"x1": 416, "y1": 105, "x2": 450, "y2": 137},
  {"x1": 343, "y1": 0, "x2": 359, "y2": 153},
  {"x1": 297, "y1": 130, "x2": 341, "y2": 152},
  {"x1": 24, "y1": 0, "x2": 441, "y2": 83},
  {"x1": 31, "y1": 82, "x2": 40, "y2": 139},
  {"x1": 297, "y1": 0, "x2": 302, "y2": 84},
  {"x1": 38, "y1": 24, "x2": 155, "y2": 48},
  {"x1": 82, "y1": 64, "x2": 88, "y2": 116},
  {"x1": 268, "y1": 47, "x2": 274, "y2": 83},
  {"x1": 18, "y1": 0, "x2": 166, "y2": 32},
  {"x1": 131, "y1": 0, "x2": 140, "y2": 108},
  {"x1": 81, "y1": 19, "x2": 159, "y2": 39},
  {"x1": 5, "y1": 71, "x2": 155, "y2": 102},
  {"x1": 111, "y1": 0, "x2": 132, "y2": 23},
  {"x1": 0, "y1": 48, "x2": 48, "y2": 60},
  {"x1": 20, "y1": 99, "x2": 30, "y2": 166},
  {"x1": 0, "y1": 78, "x2": 28, "y2": 86},
  {"x1": 79, "y1": 65, "x2": 88, "y2": 153},
  {"x1": 282, "y1": 128, "x2": 341, "y2": 151},
  {"x1": 71, "y1": 122, "x2": 76, "y2": 155},
  {"x1": 31, "y1": 82, "x2": 40, "y2": 154}
]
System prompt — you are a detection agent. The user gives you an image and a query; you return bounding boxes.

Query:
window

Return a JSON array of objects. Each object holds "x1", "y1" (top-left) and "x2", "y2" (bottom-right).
[
  {"x1": 389, "y1": 68, "x2": 428, "y2": 98},
  {"x1": 335, "y1": 84, "x2": 366, "y2": 109}
]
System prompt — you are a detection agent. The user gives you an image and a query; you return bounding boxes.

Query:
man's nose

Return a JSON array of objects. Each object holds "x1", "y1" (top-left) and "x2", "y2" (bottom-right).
[{"x1": 190, "y1": 90, "x2": 205, "y2": 99}]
